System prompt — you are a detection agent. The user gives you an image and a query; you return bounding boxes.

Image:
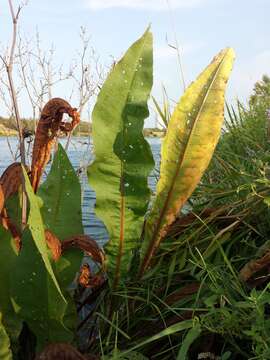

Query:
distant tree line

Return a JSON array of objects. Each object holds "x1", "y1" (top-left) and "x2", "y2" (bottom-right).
[{"x1": 0, "y1": 116, "x2": 92, "y2": 136}]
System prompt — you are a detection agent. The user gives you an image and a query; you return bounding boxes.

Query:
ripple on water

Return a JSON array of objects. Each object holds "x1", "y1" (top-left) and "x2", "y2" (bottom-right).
[{"x1": 0, "y1": 136, "x2": 161, "y2": 246}]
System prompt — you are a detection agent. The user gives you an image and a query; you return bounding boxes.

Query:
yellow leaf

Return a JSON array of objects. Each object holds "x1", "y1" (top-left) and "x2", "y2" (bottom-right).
[{"x1": 139, "y1": 48, "x2": 235, "y2": 276}]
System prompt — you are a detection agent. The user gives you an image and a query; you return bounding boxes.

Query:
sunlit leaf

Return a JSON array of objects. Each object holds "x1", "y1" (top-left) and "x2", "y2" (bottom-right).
[{"x1": 139, "y1": 48, "x2": 235, "y2": 275}]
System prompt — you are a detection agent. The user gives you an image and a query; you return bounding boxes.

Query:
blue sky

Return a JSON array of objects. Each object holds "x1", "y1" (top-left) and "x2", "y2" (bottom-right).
[{"x1": 1, "y1": 0, "x2": 269, "y2": 126}]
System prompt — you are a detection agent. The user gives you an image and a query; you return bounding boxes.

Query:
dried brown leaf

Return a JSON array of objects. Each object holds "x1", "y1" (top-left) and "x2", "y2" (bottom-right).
[
  {"x1": 0, "y1": 162, "x2": 30, "y2": 249},
  {"x1": 45, "y1": 229, "x2": 62, "y2": 261},
  {"x1": 165, "y1": 282, "x2": 200, "y2": 306},
  {"x1": 240, "y1": 250, "x2": 270, "y2": 282},
  {"x1": 31, "y1": 98, "x2": 80, "y2": 192},
  {"x1": 62, "y1": 235, "x2": 105, "y2": 265},
  {"x1": 79, "y1": 263, "x2": 92, "y2": 288},
  {"x1": 78, "y1": 263, "x2": 105, "y2": 289},
  {"x1": 0, "y1": 162, "x2": 26, "y2": 212},
  {"x1": 35, "y1": 343, "x2": 88, "y2": 360},
  {"x1": 0, "y1": 210, "x2": 22, "y2": 251}
]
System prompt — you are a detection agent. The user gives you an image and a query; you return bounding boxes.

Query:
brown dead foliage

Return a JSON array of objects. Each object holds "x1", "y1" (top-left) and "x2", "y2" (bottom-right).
[
  {"x1": 0, "y1": 99, "x2": 80, "y2": 249},
  {"x1": 166, "y1": 206, "x2": 239, "y2": 238},
  {"x1": 62, "y1": 235, "x2": 105, "y2": 265},
  {"x1": 240, "y1": 250, "x2": 270, "y2": 282},
  {"x1": 43, "y1": 230, "x2": 104, "y2": 269},
  {"x1": 35, "y1": 343, "x2": 98, "y2": 360},
  {"x1": 0, "y1": 210, "x2": 21, "y2": 250},
  {"x1": 78, "y1": 263, "x2": 105, "y2": 289},
  {"x1": 45, "y1": 229, "x2": 62, "y2": 261},
  {"x1": 31, "y1": 98, "x2": 80, "y2": 193},
  {"x1": 79, "y1": 263, "x2": 92, "y2": 288},
  {"x1": 0, "y1": 162, "x2": 29, "y2": 248},
  {"x1": 0, "y1": 162, "x2": 25, "y2": 212},
  {"x1": 0, "y1": 100, "x2": 104, "y2": 358},
  {"x1": 165, "y1": 282, "x2": 200, "y2": 306}
]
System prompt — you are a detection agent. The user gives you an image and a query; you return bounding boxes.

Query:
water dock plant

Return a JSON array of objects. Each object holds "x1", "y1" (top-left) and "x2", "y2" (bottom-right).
[{"x1": 9, "y1": 27, "x2": 270, "y2": 359}]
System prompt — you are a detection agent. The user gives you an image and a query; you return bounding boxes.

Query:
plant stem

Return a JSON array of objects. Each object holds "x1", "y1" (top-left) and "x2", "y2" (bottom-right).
[{"x1": 5, "y1": 0, "x2": 27, "y2": 227}]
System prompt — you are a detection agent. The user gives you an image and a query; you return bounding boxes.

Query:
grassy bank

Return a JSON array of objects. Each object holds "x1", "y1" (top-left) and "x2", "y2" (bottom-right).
[{"x1": 0, "y1": 117, "x2": 92, "y2": 137}]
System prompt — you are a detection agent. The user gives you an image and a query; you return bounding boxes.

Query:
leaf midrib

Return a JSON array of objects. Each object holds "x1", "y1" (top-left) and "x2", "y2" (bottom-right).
[
  {"x1": 113, "y1": 33, "x2": 150, "y2": 288},
  {"x1": 139, "y1": 50, "x2": 229, "y2": 275}
]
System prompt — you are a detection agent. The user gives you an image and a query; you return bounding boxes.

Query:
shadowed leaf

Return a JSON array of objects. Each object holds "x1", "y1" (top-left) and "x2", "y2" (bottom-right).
[
  {"x1": 0, "y1": 226, "x2": 21, "y2": 342},
  {"x1": 38, "y1": 143, "x2": 83, "y2": 288},
  {"x1": 22, "y1": 167, "x2": 64, "y2": 300},
  {"x1": 0, "y1": 313, "x2": 12, "y2": 360},
  {"x1": 10, "y1": 229, "x2": 74, "y2": 352},
  {"x1": 88, "y1": 28, "x2": 154, "y2": 288}
]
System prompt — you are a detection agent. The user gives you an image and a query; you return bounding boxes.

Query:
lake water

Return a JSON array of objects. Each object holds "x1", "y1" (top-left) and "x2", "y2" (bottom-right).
[{"x1": 0, "y1": 137, "x2": 161, "y2": 245}]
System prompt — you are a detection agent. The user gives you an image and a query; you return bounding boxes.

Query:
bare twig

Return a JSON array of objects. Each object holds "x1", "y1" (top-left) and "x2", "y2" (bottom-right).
[
  {"x1": 166, "y1": 0, "x2": 186, "y2": 91},
  {"x1": 3, "y1": 0, "x2": 25, "y2": 163},
  {"x1": 65, "y1": 27, "x2": 105, "y2": 150},
  {"x1": 1, "y1": 0, "x2": 27, "y2": 227}
]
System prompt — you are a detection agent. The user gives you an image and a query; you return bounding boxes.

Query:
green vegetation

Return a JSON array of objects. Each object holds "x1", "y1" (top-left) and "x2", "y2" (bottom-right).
[
  {"x1": 0, "y1": 117, "x2": 92, "y2": 137},
  {"x1": 2, "y1": 26, "x2": 270, "y2": 360},
  {"x1": 0, "y1": 117, "x2": 164, "y2": 138},
  {"x1": 250, "y1": 74, "x2": 270, "y2": 110}
]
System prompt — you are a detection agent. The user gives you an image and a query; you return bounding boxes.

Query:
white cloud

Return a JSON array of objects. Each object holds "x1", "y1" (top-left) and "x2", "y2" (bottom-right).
[{"x1": 85, "y1": 0, "x2": 206, "y2": 11}]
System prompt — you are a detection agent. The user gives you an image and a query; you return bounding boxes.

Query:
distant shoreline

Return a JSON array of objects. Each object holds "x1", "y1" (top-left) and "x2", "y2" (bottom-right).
[
  {"x1": 0, "y1": 132, "x2": 165, "y2": 138},
  {"x1": 0, "y1": 118, "x2": 165, "y2": 138}
]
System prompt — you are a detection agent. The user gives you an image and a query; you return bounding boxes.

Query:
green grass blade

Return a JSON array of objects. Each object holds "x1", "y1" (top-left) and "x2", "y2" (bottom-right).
[
  {"x1": 152, "y1": 96, "x2": 168, "y2": 128},
  {"x1": 121, "y1": 319, "x2": 193, "y2": 355},
  {"x1": 176, "y1": 323, "x2": 201, "y2": 359}
]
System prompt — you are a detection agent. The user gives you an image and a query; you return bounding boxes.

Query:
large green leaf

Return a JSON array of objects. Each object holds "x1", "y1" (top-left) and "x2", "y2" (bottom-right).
[
  {"x1": 10, "y1": 149, "x2": 82, "y2": 351},
  {"x1": 88, "y1": 28, "x2": 154, "y2": 288},
  {"x1": 0, "y1": 313, "x2": 12, "y2": 360},
  {"x1": 22, "y1": 167, "x2": 64, "y2": 300},
  {"x1": 37, "y1": 144, "x2": 83, "y2": 346},
  {"x1": 139, "y1": 48, "x2": 235, "y2": 275},
  {"x1": 38, "y1": 143, "x2": 83, "y2": 288},
  {"x1": 10, "y1": 229, "x2": 74, "y2": 352},
  {"x1": 38, "y1": 143, "x2": 83, "y2": 239},
  {"x1": 0, "y1": 226, "x2": 21, "y2": 341}
]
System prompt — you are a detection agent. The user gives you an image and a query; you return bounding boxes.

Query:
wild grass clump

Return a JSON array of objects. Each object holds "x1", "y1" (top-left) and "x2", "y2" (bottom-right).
[{"x1": 155, "y1": 98, "x2": 270, "y2": 359}]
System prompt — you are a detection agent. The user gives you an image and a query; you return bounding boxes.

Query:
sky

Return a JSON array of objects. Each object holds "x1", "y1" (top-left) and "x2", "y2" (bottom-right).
[{"x1": 0, "y1": 0, "x2": 269, "y2": 126}]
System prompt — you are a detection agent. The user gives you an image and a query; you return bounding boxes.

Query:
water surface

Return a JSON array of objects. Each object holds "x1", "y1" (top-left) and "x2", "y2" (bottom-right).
[{"x1": 0, "y1": 136, "x2": 161, "y2": 245}]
